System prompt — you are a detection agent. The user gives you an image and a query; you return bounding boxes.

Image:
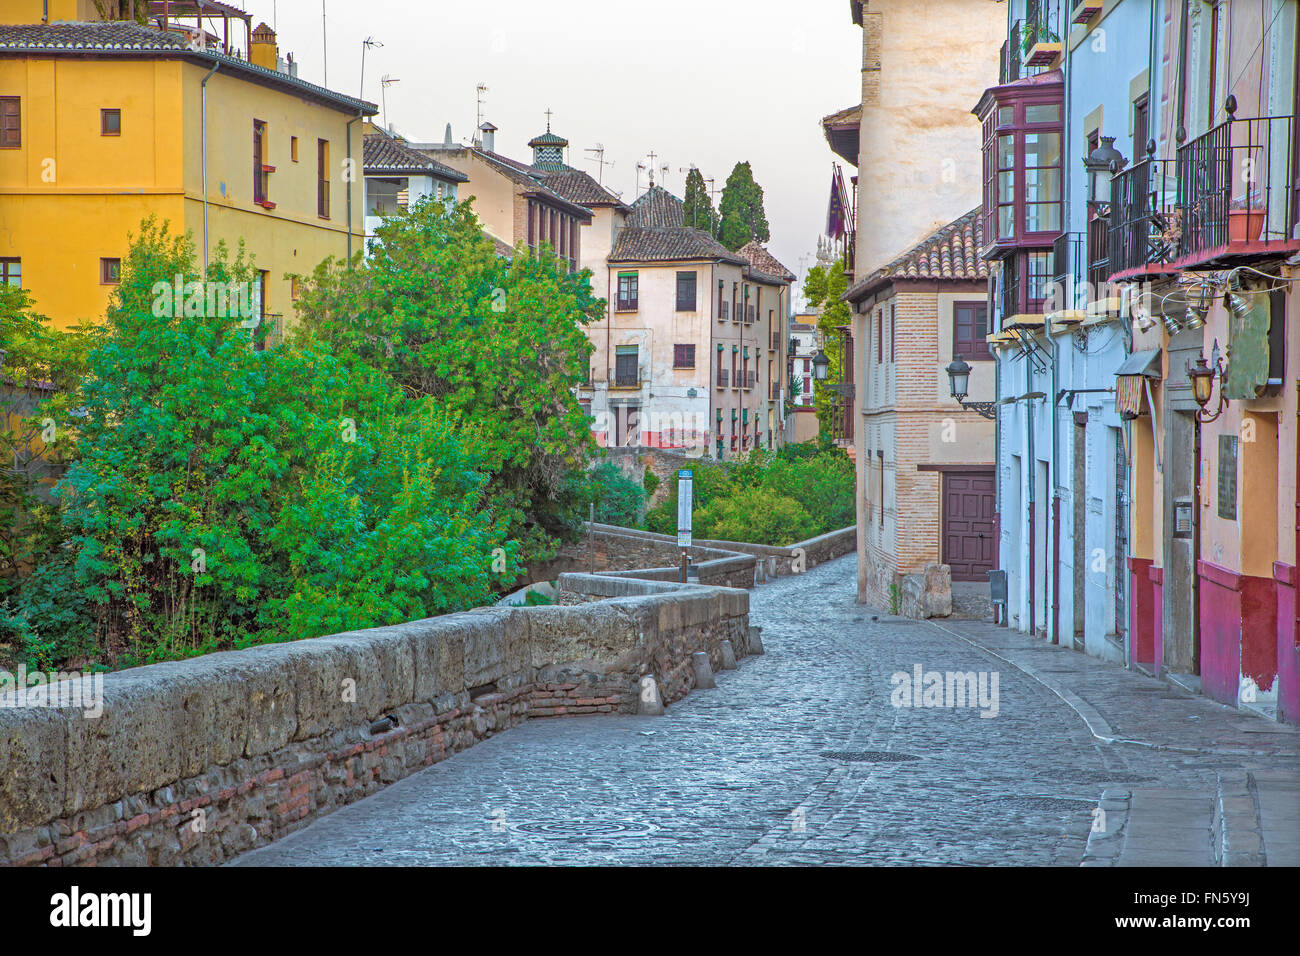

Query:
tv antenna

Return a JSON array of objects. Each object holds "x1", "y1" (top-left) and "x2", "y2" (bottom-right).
[
  {"x1": 381, "y1": 75, "x2": 400, "y2": 131},
  {"x1": 585, "y1": 144, "x2": 615, "y2": 184},
  {"x1": 635, "y1": 162, "x2": 647, "y2": 197},
  {"x1": 321, "y1": 1, "x2": 328, "y2": 86},
  {"x1": 476, "y1": 83, "x2": 489, "y2": 134},
  {"x1": 359, "y1": 37, "x2": 382, "y2": 104}
]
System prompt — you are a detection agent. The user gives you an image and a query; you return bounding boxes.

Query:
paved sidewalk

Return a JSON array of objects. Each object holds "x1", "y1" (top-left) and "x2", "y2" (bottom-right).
[
  {"x1": 233, "y1": 555, "x2": 1299, "y2": 866},
  {"x1": 927, "y1": 617, "x2": 1300, "y2": 866}
]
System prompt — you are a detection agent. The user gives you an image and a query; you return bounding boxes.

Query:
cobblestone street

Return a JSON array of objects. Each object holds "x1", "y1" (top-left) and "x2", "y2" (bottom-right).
[{"x1": 234, "y1": 555, "x2": 1300, "y2": 866}]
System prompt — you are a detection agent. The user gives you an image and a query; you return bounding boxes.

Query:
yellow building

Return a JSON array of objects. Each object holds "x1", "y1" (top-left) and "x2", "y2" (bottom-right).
[{"x1": 0, "y1": 11, "x2": 376, "y2": 334}]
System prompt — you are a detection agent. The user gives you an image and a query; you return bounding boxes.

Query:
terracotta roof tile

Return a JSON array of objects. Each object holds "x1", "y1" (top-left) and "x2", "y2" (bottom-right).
[
  {"x1": 845, "y1": 207, "x2": 988, "y2": 301},
  {"x1": 738, "y1": 241, "x2": 796, "y2": 283},
  {"x1": 626, "y1": 185, "x2": 685, "y2": 228},
  {"x1": 538, "y1": 168, "x2": 626, "y2": 208},
  {"x1": 364, "y1": 134, "x2": 468, "y2": 181},
  {"x1": 610, "y1": 226, "x2": 746, "y2": 265}
]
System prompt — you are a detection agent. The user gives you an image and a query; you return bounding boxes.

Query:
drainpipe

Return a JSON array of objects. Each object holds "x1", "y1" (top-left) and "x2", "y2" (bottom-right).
[
  {"x1": 347, "y1": 111, "x2": 364, "y2": 264},
  {"x1": 1049, "y1": 333, "x2": 1060, "y2": 646},
  {"x1": 1193, "y1": 417, "x2": 1202, "y2": 675},
  {"x1": 709, "y1": 262, "x2": 716, "y2": 455},
  {"x1": 994, "y1": 338, "x2": 1003, "y2": 625},
  {"x1": 1027, "y1": 354, "x2": 1036, "y2": 637},
  {"x1": 1175, "y1": 0, "x2": 1190, "y2": 138},
  {"x1": 201, "y1": 60, "x2": 221, "y2": 274}
]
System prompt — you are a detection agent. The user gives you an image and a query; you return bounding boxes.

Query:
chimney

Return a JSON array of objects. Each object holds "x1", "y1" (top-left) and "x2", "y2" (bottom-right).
[
  {"x1": 479, "y1": 121, "x2": 497, "y2": 152},
  {"x1": 250, "y1": 22, "x2": 278, "y2": 71},
  {"x1": 443, "y1": 123, "x2": 453, "y2": 147}
]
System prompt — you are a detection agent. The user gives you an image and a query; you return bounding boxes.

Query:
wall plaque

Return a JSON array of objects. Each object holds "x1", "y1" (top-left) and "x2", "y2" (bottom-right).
[{"x1": 1217, "y1": 434, "x2": 1237, "y2": 521}]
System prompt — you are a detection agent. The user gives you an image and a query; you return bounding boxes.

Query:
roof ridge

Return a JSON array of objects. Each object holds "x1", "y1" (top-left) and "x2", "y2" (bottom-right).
[
  {"x1": 0, "y1": 21, "x2": 376, "y2": 114},
  {"x1": 845, "y1": 206, "x2": 986, "y2": 301}
]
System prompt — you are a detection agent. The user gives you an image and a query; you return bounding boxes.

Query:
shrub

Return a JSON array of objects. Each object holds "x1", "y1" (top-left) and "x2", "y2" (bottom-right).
[
  {"x1": 642, "y1": 446, "x2": 853, "y2": 545},
  {"x1": 577, "y1": 461, "x2": 645, "y2": 529},
  {"x1": 695, "y1": 486, "x2": 815, "y2": 545}
]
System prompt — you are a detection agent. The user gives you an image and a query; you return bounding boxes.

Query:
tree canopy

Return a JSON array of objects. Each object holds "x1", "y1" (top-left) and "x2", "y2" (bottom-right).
[
  {"x1": 2, "y1": 199, "x2": 608, "y2": 670},
  {"x1": 718, "y1": 161, "x2": 771, "y2": 250},
  {"x1": 682, "y1": 167, "x2": 718, "y2": 236},
  {"x1": 802, "y1": 260, "x2": 852, "y2": 434}
]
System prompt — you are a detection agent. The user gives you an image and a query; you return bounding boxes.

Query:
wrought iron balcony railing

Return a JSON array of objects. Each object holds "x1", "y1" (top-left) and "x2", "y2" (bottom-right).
[
  {"x1": 1086, "y1": 214, "x2": 1111, "y2": 293},
  {"x1": 999, "y1": 23, "x2": 1023, "y2": 84},
  {"x1": 1024, "y1": 0, "x2": 1062, "y2": 66},
  {"x1": 1106, "y1": 156, "x2": 1180, "y2": 279},
  {"x1": 1175, "y1": 108, "x2": 1297, "y2": 263},
  {"x1": 1001, "y1": 260, "x2": 1021, "y2": 324},
  {"x1": 1050, "y1": 232, "x2": 1085, "y2": 311},
  {"x1": 824, "y1": 383, "x2": 856, "y2": 446}
]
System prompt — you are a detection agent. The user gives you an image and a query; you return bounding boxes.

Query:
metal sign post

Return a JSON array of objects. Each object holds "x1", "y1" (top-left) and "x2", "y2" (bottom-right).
[{"x1": 677, "y1": 469, "x2": 692, "y2": 582}]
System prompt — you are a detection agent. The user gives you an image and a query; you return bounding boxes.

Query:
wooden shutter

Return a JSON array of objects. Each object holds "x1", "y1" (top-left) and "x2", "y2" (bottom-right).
[{"x1": 0, "y1": 97, "x2": 20, "y2": 148}]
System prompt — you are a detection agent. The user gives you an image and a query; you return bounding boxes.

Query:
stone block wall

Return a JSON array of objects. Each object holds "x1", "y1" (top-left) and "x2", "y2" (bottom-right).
[
  {"x1": 534, "y1": 523, "x2": 856, "y2": 589},
  {"x1": 0, "y1": 577, "x2": 749, "y2": 867}
]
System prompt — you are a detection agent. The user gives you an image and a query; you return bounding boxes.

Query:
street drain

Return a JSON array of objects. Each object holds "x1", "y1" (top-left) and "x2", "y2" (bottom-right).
[
  {"x1": 994, "y1": 797, "x2": 1097, "y2": 811},
  {"x1": 821, "y1": 751, "x2": 920, "y2": 762},
  {"x1": 507, "y1": 821, "x2": 659, "y2": 837}
]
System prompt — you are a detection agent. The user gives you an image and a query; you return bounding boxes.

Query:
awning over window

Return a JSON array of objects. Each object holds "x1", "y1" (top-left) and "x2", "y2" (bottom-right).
[
  {"x1": 1114, "y1": 349, "x2": 1162, "y2": 378},
  {"x1": 1115, "y1": 349, "x2": 1162, "y2": 417}
]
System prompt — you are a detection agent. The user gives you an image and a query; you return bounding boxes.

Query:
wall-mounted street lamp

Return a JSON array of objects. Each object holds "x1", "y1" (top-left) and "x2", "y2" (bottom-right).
[
  {"x1": 1187, "y1": 345, "x2": 1228, "y2": 423},
  {"x1": 1084, "y1": 136, "x2": 1126, "y2": 217},
  {"x1": 945, "y1": 355, "x2": 996, "y2": 420},
  {"x1": 811, "y1": 348, "x2": 830, "y2": 383}
]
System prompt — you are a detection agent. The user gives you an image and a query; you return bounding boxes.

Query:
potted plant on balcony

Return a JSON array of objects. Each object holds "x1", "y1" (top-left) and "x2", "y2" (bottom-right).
[
  {"x1": 1021, "y1": 23, "x2": 1060, "y2": 55},
  {"x1": 1228, "y1": 192, "x2": 1267, "y2": 244}
]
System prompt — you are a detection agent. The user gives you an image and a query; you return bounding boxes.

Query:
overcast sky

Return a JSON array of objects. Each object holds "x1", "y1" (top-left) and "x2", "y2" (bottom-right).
[{"x1": 236, "y1": 0, "x2": 861, "y2": 304}]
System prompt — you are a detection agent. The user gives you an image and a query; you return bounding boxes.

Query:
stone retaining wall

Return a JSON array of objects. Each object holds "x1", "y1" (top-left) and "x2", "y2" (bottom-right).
[
  {"x1": 0, "y1": 576, "x2": 750, "y2": 867},
  {"x1": 531, "y1": 523, "x2": 856, "y2": 588}
]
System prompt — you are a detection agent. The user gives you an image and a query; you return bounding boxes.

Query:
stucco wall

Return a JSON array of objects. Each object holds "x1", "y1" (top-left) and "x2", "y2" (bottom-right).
[
  {"x1": 853, "y1": 0, "x2": 1003, "y2": 276},
  {"x1": 0, "y1": 56, "x2": 366, "y2": 330}
]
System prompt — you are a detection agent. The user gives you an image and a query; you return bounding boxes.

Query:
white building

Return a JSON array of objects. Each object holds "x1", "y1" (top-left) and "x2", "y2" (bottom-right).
[
  {"x1": 362, "y1": 127, "x2": 467, "y2": 248},
  {"x1": 977, "y1": 0, "x2": 1162, "y2": 657}
]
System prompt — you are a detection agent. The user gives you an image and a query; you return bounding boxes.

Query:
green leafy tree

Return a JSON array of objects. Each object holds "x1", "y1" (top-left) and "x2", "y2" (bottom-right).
[
  {"x1": 803, "y1": 261, "x2": 852, "y2": 435},
  {"x1": 682, "y1": 167, "x2": 718, "y2": 236},
  {"x1": 718, "y1": 161, "x2": 771, "y2": 250},
  {"x1": 294, "y1": 196, "x2": 603, "y2": 565},
  {"x1": 0, "y1": 284, "x2": 94, "y2": 658},
  {"x1": 51, "y1": 217, "x2": 512, "y2": 665},
  {"x1": 577, "y1": 461, "x2": 645, "y2": 528}
]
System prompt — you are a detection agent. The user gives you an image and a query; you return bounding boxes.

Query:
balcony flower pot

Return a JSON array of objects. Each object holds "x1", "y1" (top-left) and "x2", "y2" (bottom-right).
[{"x1": 1228, "y1": 208, "x2": 1266, "y2": 243}]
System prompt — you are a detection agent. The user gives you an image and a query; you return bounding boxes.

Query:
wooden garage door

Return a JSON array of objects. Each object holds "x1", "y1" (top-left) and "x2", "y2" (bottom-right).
[{"x1": 942, "y1": 470, "x2": 996, "y2": 581}]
